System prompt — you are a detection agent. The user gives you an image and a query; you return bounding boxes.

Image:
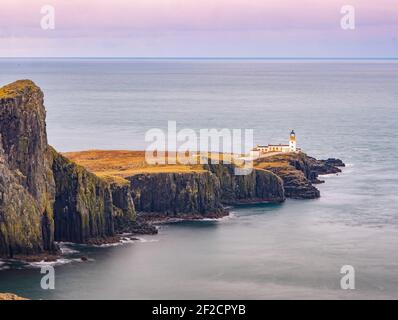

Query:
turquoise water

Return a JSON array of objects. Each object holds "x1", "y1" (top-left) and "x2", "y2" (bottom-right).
[{"x1": 0, "y1": 59, "x2": 398, "y2": 299}]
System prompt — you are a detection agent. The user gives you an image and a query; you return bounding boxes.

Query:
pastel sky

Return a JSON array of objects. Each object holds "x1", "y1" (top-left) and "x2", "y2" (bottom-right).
[{"x1": 0, "y1": 0, "x2": 397, "y2": 57}]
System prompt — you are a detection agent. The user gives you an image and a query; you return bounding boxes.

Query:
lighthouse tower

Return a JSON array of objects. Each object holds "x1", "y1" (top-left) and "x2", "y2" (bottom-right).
[{"x1": 289, "y1": 130, "x2": 297, "y2": 152}]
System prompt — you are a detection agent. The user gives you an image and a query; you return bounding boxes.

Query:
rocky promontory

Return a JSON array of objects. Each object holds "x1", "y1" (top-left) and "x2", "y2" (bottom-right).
[
  {"x1": 254, "y1": 153, "x2": 345, "y2": 199},
  {"x1": 64, "y1": 150, "x2": 287, "y2": 220},
  {"x1": 65, "y1": 149, "x2": 343, "y2": 217},
  {"x1": 0, "y1": 80, "x2": 344, "y2": 259}
]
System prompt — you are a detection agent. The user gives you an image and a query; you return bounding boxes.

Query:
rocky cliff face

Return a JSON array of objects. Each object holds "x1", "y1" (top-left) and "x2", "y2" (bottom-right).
[
  {"x1": 0, "y1": 81, "x2": 56, "y2": 256},
  {"x1": 129, "y1": 171, "x2": 226, "y2": 218},
  {"x1": 0, "y1": 141, "x2": 44, "y2": 256},
  {"x1": 0, "y1": 80, "x2": 137, "y2": 257},
  {"x1": 128, "y1": 163, "x2": 285, "y2": 219},
  {"x1": 204, "y1": 163, "x2": 285, "y2": 204},
  {"x1": 51, "y1": 150, "x2": 117, "y2": 243}
]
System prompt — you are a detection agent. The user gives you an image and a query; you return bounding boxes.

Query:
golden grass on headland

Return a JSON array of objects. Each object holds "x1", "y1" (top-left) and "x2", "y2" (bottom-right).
[
  {"x1": 63, "y1": 150, "x2": 208, "y2": 184},
  {"x1": 63, "y1": 150, "x2": 299, "y2": 184},
  {"x1": 63, "y1": 150, "x2": 284, "y2": 185},
  {"x1": 63, "y1": 150, "x2": 246, "y2": 184}
]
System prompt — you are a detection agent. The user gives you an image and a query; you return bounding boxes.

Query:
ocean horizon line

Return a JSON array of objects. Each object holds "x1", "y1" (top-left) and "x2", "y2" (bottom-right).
[{"x1": 0, "y1": 57, "x2": 397, "y2": 61}]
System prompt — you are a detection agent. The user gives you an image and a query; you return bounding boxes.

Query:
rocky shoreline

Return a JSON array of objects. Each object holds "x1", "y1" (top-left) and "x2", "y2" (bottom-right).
[
  {"x1": 0, "y1": 80, "x2": 344, "y2": 260},
  {"x1": 254, "y1": 153, "x2": 344, "y2": 199}
]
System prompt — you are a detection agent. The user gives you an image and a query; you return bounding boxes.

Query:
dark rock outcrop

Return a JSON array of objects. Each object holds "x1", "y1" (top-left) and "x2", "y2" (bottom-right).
[
  {"x1": 305, "y1": 157, "x2": 344, "y2": 178},
  {"x1": 255, "y1": 153, "x2": 344, "y2": 199}
]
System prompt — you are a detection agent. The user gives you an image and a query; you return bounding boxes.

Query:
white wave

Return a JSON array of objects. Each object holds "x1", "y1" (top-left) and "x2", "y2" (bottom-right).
[
  {"x1": 27, "y1": 256, "x2": 94, "y2": 268},
  {"x1": 92, "y1": 242, "x2": 122, "y2": 248},
  {"x1": 320, "y1": 173, "x2": 342, "y2": 178},
  {"x1": 218, "y1": 212, "x2": 236, "y2": 221},
  {"x1": 27, "y1": 258, "x2": 73, "y2": 268},
  {"x1": 93, "y1": 236, "x2": 159, "y2": 247},
  {"x1": 71, "y1": 257, "x2": 95, "y2": 263},
  {"x1": 58, "y1": 243, "x2": 79, "y2": 254},
  {"x1": 136, "y1": 238, "x2": 159, "y2": 243},
  {"x1": 0, "y1": 260, "x2": 9, "y2": 271},
  {"x1": 92, "y1": 237, "x2": 137, "y2": 247},
  {"x1": 120, "y1": 236, "x2": 139, "y2": 242}
]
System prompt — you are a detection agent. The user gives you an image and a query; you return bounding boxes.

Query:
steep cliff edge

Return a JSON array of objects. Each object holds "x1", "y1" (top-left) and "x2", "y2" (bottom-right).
[
  {"x1": 0, "y1": 81, "x2": 56, "y2": 256},
  {"x1": 0, "y1": 142, "x2": 44, "y2": 256},
  {"x1": 128, "y1": 164, "x2": 284, "y2": 219},
  {"x1": 0, "y1": 80, "x2": 141, "y2": 258},
  {"x1": 51, "y1": 149, "x2": 116, "y2": 242},
  {"x1": 129, "y1": 171, "x2": 226, "y2": 219}
]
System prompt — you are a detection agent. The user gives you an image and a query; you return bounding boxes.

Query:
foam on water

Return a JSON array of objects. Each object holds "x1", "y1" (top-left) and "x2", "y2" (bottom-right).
[
  {"x1": 58, "y1": 243, "x2": 79, "y2": 254},
  {"x1": 27, "y1": 258, "x2": 74, "y2": 268}
]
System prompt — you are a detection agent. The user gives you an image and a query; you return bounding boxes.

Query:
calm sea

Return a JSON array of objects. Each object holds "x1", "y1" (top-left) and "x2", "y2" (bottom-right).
[{"x1": 0, "y1": 59, "x2": 397, "y2": 299}]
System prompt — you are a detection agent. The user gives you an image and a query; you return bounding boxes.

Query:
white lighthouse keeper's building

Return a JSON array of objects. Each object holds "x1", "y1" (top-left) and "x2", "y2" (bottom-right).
[{"x1": 250, "y1": 130, "x2": 300, "y2": 157}]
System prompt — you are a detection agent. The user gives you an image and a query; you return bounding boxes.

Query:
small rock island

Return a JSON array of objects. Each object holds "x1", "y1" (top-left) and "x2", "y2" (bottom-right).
[{"x1": 0, "y1": 80, "x2": 344, "y2": 260}]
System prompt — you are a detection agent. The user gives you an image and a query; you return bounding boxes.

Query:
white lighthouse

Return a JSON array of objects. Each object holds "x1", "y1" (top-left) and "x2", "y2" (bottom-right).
[
  {"x1": 250, "y1": 130, "x2": 300, "y2": 157},
  {"x1": 289, "y1": 130, "x2": 297, "y2": 152}
]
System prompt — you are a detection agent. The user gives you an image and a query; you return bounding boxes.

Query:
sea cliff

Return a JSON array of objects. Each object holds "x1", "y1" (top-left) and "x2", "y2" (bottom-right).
[
  {"x1": 128, "y1": 164, "x2": 285, "y2": 219},
  {"x1": 204, "y1": 163, "x2": 285, "y2": 205},
  {"x1": 0, "y1": 80, "x2": 344, "y2": 258},
  {"x1": 0, "y1": 81, "x2": 144, "y2": 258}
]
